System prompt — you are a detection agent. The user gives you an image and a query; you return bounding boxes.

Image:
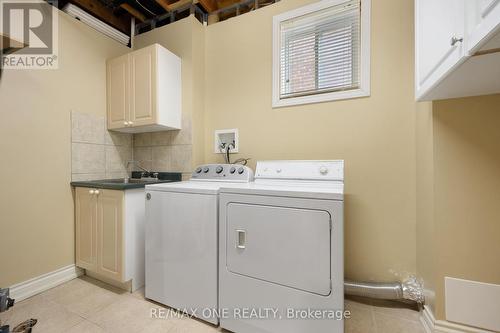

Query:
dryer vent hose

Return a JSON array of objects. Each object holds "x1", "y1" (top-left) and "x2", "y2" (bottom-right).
[{"x1": 345, "y1": 276, "x2": 425, "y2": 304}]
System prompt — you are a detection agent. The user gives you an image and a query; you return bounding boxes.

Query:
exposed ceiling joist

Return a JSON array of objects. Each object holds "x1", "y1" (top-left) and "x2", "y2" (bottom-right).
[
  {"x1": 217, "y1": 0, "x2": 242, "y2": 9},
  {"x1": 132, "y1": 0, "x2": 280, "y2": 34},
  {"x1": 155, "y1": 0, "x2": 192, "y2": 12},
  {"x1": 120, "y1": 3, "x2": 146, "y2": 22},
  {"x1": 198, "y1": 0, "x2": 217, "y2": 13}
]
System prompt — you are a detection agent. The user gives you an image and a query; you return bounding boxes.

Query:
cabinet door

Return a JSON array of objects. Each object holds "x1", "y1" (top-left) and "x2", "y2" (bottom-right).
[
  {"x1": 107, "y1": 54, "x2": 129, "y2": 130},
  {"x1": 96, "y1": 189, "x2": 124, "y2": 281},
  {"x1": 416, "y1": 0, "x2": 465, "y2": 99},
  {"x1": 129, "y1": 45, "x2": 157, "y2": 127},
  {"x1": 468, "y1": 0, "x2": 500, "y2": 53},
  {"x1": 75, "y1": 187, "x2": 97, "y2": 271}
]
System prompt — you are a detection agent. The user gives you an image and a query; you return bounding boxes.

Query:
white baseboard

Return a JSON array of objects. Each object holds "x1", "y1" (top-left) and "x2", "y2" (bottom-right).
[
  {"x1": 421, "y1": 305, "x2": 495, "y2": 333},
  {"x1": 9, "y1": 264, "x2": 83, "y2": 302}
]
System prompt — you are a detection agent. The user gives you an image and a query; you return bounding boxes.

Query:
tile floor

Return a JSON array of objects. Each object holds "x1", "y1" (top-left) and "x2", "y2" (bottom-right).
[{"x1": 0, "y1": 276, "x2": 425, "y2": 333}]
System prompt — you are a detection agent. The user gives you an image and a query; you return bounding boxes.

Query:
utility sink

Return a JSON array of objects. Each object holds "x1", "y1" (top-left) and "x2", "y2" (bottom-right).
[
  {"x1": 71, "y1": 172, "x2": 182, "y2": 190},
  {"x1": 99, "y1": 178, "x2": 159, "y2": 184}
]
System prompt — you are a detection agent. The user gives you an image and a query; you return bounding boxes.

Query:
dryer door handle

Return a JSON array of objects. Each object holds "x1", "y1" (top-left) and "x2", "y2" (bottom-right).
[{"x1": 236, "y1": 229, "x2": 246, "y2": 249}]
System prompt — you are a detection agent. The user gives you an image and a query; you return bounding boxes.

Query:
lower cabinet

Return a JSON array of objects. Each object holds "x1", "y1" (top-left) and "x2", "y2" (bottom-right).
[
  {"x1": 96, "y1": 189, "x2": 124, "y2": 282},
  {"x1": 75, "y1": 187, "x2": 144, "y2": 291},
  {"x1": 75, "y1": 187, "x2": 98, "y2": 272}
]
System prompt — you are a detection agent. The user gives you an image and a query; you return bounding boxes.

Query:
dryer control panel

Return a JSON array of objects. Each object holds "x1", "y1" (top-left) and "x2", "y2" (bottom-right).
[
  {"x1": 255, "y1": 160, "x2": 344, "y2": 181},
  {"x1": 191, "y1": 164, "x2": 254, "y2": 182}
]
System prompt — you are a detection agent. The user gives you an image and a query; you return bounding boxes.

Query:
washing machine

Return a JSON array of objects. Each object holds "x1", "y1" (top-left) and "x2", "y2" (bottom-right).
[
  {"x1": 144, "y1": 164, "x2": 253, "y2": 325},
  {"x1": 219, "y1": 160, "x2": 344, "y2": 333}
]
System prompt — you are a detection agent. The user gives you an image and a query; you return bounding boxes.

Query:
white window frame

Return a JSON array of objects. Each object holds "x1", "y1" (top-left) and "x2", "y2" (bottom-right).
[{"x1": 272, "y1": 0, "x2": 371, "y2": 108}]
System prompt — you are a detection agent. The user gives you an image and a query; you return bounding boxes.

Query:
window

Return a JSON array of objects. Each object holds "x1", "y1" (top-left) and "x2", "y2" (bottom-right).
[{"x1": 272, "y1": 0, "x2": 370, "y2": 107}]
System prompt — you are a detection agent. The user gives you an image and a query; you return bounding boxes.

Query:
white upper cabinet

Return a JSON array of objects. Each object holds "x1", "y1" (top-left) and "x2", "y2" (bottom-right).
[
  {"x1": 468, "y1": 0, "x2": 500, "y2": 53},
  {"x1": 416, "y1": 0, "x2": 465, "y2": 96},
  {"x1": 129, "y1": 46, "x2": 156, "y2": 127},
  {"x1": 415, "y1": 0, "x2": 500, "y2": 101},
  {"x1": 107, "y1": 44, "x2": 182, "y2": 133},
  {"x1": 107, "y1": 54, "x2": 130, "y2": 129}
]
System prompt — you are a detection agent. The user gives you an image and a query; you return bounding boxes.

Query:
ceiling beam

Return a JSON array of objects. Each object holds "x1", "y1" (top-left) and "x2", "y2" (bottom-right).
[
  {"x1": 217, "y1": 0, "x2": 242, "y2": 8},
  {"x1": 155, "y1": 0, "x2": 192, "y2": 12},
  {"x1": 198, "y1": 0, "x2": 217, "y2": 12},
  {"x1": 69, "y1": 0, "x2": 131, "y2": 34},
  {"x1": 120, "y1": 3, "x2": 146, "y2": 22}
]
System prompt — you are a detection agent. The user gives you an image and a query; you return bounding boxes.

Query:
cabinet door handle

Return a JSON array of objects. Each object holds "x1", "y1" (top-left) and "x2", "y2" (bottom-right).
[
  {"x1": 236, "y1": 229, "x2": 246, "y2": 249},
  {"x1": 123, "y1": 121, "x2": 128, "y2": 126},
  {"x1": 451, "y1": 36, "x2": 463, "y2": 46},
  {"x1": 128, "y1": 121, "x2": 134, "y2": 126},
  {"x1": 94, "y1": 190, "x2": 100, "y2": 195},
  {"x1": 89, "y1": 189, "x2": 95, "y2": 195}
]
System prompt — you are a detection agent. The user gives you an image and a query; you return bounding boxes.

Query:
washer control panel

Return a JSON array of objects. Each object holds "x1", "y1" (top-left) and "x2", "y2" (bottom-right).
[{"x1": 191, "y1": 164, "x2": 254, "y2": 182}]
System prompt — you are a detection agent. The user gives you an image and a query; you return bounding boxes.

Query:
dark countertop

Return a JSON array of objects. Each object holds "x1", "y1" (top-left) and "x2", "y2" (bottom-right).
[
  {"x1": 71, "y1": 172, "x2": 182, "y2": 190},
  {"x1": 71, "y1": 179, "x2": 177, "y2": 190}
]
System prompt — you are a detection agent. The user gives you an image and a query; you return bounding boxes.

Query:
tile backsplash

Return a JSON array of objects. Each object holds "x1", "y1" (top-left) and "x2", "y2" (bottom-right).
[
  {"x1": 71, "y1": 111, "x2": 132, "y2": 181},
  {"x1": 71, "y1": 111, "x2": 193, "y2": 182},
  {"x1": 133, "y1": 115, "x2": 192, "y2": 174}
]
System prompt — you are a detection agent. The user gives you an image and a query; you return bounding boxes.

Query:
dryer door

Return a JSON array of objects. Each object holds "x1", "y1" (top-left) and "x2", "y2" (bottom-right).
[{"x1": 226, "y1": 203, "x2": 331, "y2": 296}]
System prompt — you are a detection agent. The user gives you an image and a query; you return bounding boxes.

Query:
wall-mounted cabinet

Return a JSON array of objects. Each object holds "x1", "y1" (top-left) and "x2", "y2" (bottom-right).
[
  {"x1": 415, "y1": 0, "x2": 500, "y2": 101},
  {"x1": 468, "y1": 0, "x2": 500, "y2": 53},
  {"x1": 75, "y1": 187, "x2": 145, "y2": 291},
  {"x1": 107, "y1": 43, "x2": 181, "y2": 133}
]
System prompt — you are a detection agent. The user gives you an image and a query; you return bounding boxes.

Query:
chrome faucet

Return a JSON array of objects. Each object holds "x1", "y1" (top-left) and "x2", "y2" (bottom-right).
[
  {"x1": 126, "y1": 160, "x2": 151, "y2": 174},
  {"x1": 125, "y1": 160, "x2": 158, "y2": 182}
]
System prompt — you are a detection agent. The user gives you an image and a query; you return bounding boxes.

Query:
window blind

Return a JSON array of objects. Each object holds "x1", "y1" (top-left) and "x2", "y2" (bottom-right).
[{"x1": 279, "y1": 0, "x2": 361, "y2": 99}]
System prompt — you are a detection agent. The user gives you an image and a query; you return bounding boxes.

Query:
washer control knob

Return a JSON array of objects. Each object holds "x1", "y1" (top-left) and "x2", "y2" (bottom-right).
[
  {"x1": 216, "y1": 166, "x2": 224, "y2": 174},
  {"x1": 230, "y1": 166, "x2": 236, "y2": 174},
  {"x1": 319, "y1": 167, "x2": 329, "y2": 175},
  {"x1": 195, "y1": 167, "x2": 202, "y2": 174},
  {"x1": 276, "y1": 168, "x2": 282, "y2": 173},
  {"x1": 203, "y1": 167, "x2": 210, "y2": 173},
  {"x1": 237, "y1": 167, "x2": 245, "y2": 175}
]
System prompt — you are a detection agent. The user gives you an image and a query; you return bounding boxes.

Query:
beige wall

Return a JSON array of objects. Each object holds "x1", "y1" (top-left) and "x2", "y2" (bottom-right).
[
  {"x1": 0, "y1": 13, "x2": 128, "y2": 286},
  {"x1": 415, "y1": 101, "x2": 436, "y2": 313},
  {"x1": 204, "y1": 0, "x2": 418, "y2": 282},
  {"x1": 133, "y1": 17, "x2": 205, "y2": 175},
  {"x1": 416, "y1": 94, "x2": 500, "y2": 320},
  {"x1": 430, "y1": 94, "x2": 500, "y2": 319},
  {"x1": 191, "y1": 19, "x2": 206, "y2": 169}
]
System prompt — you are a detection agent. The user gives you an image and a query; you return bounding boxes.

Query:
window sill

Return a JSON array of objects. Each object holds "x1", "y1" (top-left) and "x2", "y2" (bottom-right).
[{"x1": 272, "y1": 87, "x2": 370, "y2": 108}]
